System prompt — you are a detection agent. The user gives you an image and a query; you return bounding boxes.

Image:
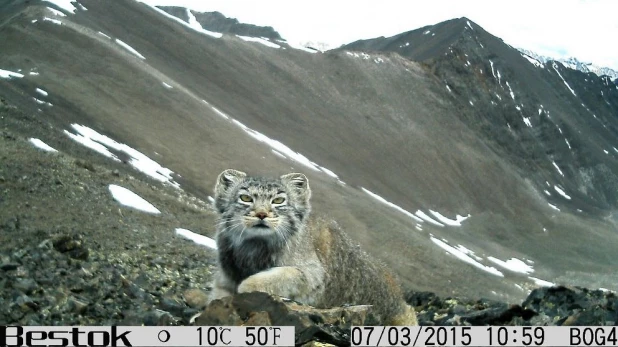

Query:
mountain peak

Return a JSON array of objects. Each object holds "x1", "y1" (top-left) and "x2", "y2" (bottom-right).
[
  {"x1": 338, "y1": 16, "x2": 491, "y2": 62},
  {"x1": 157, "y1": 6, "x2": 283, "y2": 40}
]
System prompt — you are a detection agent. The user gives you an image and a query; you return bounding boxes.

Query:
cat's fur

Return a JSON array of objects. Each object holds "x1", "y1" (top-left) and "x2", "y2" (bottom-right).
[{"x1": 209, "y1": 169, "x2": 417, "y2": 325}]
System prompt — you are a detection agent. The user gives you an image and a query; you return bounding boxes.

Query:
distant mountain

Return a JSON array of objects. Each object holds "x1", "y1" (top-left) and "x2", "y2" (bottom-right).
[
  {"x1": 157, "y1": 6, "x2": 283, "y2": 40},
  {"x1": 1, "y1": 1, "x2": 618, "y2": 327},
  {"x1": 519, "y1": 48, "x2": 618, "y2": 82}
]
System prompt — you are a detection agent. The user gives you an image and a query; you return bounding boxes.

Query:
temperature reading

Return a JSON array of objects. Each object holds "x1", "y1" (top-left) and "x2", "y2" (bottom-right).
[
  {"x1": 197, "y1": 327, "x2": 231, "y2": 346},
  {"x1": 246, "y1": 327, "x2": 283, "y2": 346}
]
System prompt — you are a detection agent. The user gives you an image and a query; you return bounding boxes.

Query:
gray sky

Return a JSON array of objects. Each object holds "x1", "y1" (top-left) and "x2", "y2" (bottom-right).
[{"x1": 142, "y1": 0, "x2": 618, "y2": 70}]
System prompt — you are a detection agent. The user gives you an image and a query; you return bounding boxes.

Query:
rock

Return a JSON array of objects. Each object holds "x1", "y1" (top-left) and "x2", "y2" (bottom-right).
[
  {"x1": 183, "y1": 288, "x2": 209, "y2": 309},
  {"x1": 195, "y1": 293, "x2": 375, "y2": 346},
  {"x1": 52, "y1": 234, "x2": 89, "y2": 260},
  {"x1": 1, "y1": 262, "x2": 19, "y2": 271},
  {"x1": 13, "y1": 278, "x2": 38, "y2": 294},
  {"x1": 2, "y1": 216, "x2": 20, "y2": 231},
  {"x1": 74, "y1": 159, "x2": 95, "y2": 172},
  {"x1": 159, "y1": 297, "x2": 187, "y2": 317},
  {"x1": 302, "y1": 342, "x2": 338, "y2": 347},
  {"x1": 121, "y1": 309, "x2": 176, "y2": 326},
  {"x1": 66, "y1": 296, "x2": 89, "y2": 314}
]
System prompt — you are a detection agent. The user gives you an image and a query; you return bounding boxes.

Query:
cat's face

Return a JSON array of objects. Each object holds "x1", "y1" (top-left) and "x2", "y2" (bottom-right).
[{"x1": 213, "y1": 169, "x2": 311, "y2": 244}]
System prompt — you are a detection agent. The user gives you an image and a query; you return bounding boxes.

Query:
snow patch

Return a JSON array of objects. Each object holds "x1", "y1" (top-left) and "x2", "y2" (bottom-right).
[
  {"x1": 361, "y1": 188, "x2": 423, "y2": 223},
  {"x1": 44, "y1": 0, "x2": 76, "y2": 13},
  {"x1": 469, "y1": 100, "x2": 474, "y2": 106},
  {"x1": 175, "y1": 228, "x2": 217, "y2": 249},
  {"x1": 46, "y1": 7, "x2": 66, "y2": 17},
  {"x1": 415, "y1": 211, "x2": 444, "y2": 227},
  {"x1": 271, "y1": 149, "x2": 286, "y2": 159},
  {"x1": 429, "y1": 210, "x2": 470, "y2": 226},
  {"x1": 505, "y1": 81, "x2": 515, "y2": 99},
  {"x1": 446, "y1": 85, "x2": 452, "y2": 92},
  {"x1": 35, "y1": 88, "x2": 48, "y2": 96},
  {"x1": 423, "y1": 30, "x2": 431, "y2": 35},
  {"x1": 489, "y1": 60, "x2": 496, "y2": 79},
  {"x1": 552, "y1": 161, "x2": 564, "y2": 177},
  {"x1": 455, "y1": 245, "x2": 482, "y2": 261},
  {"x1": 430, "y1": 237, "x2": 504, "y2": 277},
  {"x1": 529, "y1": 276, "x2": 555, "y2": 287},
  {"x1": 162, "y1": 82, "x2": 173, "y2": 89},
  {"x1": 210, "y1": 106, "x2": 229, "y2": 120},
  {"x1": 487, "y1": 256, "x2": 534, "y2": 274},
  {"x1": 108, "y1": 184, "x2": 160, "y2": 214},
  {"x1": 0, "y1": 69, "x2": 24, "y2": 79},
  {"x1": 98, "y1": 31, "x2": 111, "y2": 39},
  {"x1": 523, "y1": 117, "x2": 532, "y2": 127},
  {"x1": 521, "y1": 54, "x2": 544, "y2": 68},
  {"x1": 554, "y1": 185, "x2": 571, "y2": 200},
  {"x1": 138, "y1": 3, "x2": 222, "y2": 38},
  {"x1": 29, "y1": 138, "x2": 57, "y2": 152},
  {"x1": 43, "y1": 17, "x2": 62, "y2": 25},
  {"x1": 65, "y1": 124, "x2": 180, "y2": 188},
  {"x1": 552, "y1": 62, "x2": 577, "y2": 96},
  {"x1": 466, "y1": 21, "x2": 474, "y2": 30},
  {"x1": 548, "y1": 203, "x2": 560, "y2": 212},
  {"x1": 279, "y1": 40, "x2": 318, "y2": 53},
  {"x1": 115, "y1": 39, "x2": 146, "y2": 59},
  {"x1": 237, "y1": 35, "x2": 281, "y2": 49}
]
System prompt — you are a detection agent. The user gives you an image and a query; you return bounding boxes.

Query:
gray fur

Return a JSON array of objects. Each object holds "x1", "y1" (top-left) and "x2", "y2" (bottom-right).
[{"x1": 209, "y1": 169, "x2": 417, "y2": 325}]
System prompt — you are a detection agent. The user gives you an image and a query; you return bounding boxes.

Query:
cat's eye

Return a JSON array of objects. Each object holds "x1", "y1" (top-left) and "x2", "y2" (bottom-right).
[
  {"x1": 239, "y1": 194, "x2": 253, "y2": 202},
  {"x1": 272, "y1": 197, "x2": 285, "y2": 204}
]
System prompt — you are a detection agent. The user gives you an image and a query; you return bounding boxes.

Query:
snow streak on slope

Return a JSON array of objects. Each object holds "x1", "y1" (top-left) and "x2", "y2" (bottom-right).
[
  {"x1": 115, "y1": 39, "x2": 146, "y2": 59},
  {"x1": 429, "y1": 210, "x2": 470, "y2": 226},
  {"x1": 276, "y1": 40, "x2": 318, "y2": 53},
  {"x1": 64, "y1": 124, "x2": 180, "y2": 188},
  {"x1": 361, "y1": 188, "x2": 423, "y2": 223},
  {"x1": 44, "y1": 0, "x2": 76, "y2": 14},
  {"x1": 108, "y1": 184, "x2": 161, "y2": 214},
  {"x1": 29, "y1": 138, "x2": 57, "y2": 152},
  {"x1": 430, "y1": 236, "x2": 504, "y2": 277},
  {"x1": 415, "y1": 210, "x2": 444, "y2": 227},
  {"x1": 203, "y1": 104, "x2": 341, "y2": 181},
  {"x1": 237, "y1": 35, "x2": 281, "y2": 49},
  {"x1": 175, "y1": 228, "x2": 217, "y2": 249},
  {"x1": 554, "y1": 185, "x2": 571, "y2": 200},
  {"x1": 521, "y1": 54, "x2": 544, "y2": 68},
  {"x1": 138, "y1": 2, "x2": 223, "y2": 38},
  {"x1": 46, "y1": 7, "x2": 65, "y2": 17},
  {"x1": 0, "y1": 69, "x2": 24, "y2": 79},
  {"x1": 487, "y1": 256, "x2": 534, "y2": 274},
  {"x1": 43, "y1": 17, "x2": 62, "y2": 25},
  {"x1": 552, "y1": 62, "x2": 577, "y2": 96}
]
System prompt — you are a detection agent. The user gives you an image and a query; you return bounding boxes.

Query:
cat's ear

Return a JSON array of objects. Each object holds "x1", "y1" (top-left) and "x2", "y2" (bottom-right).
[
  {"x1": 281, "y1": 173, "x2": 311, "y2": 200},
  {"x1": 215, "y1": 169, "x2": 246, "y2": 197}
]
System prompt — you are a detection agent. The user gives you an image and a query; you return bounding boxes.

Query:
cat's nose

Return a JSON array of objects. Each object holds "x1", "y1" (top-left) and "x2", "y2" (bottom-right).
[{"x1": 255, "y1": 212, "x2": 267, "y2": 220}]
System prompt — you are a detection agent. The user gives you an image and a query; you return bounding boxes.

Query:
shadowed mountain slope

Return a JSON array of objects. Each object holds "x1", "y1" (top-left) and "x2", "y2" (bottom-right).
[{"x1": 1, "y1": 1, "x2": 617, "y2": 306}]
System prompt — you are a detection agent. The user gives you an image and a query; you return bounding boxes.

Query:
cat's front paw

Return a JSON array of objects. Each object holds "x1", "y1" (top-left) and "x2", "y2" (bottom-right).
[{"x1": 237, "y1": 267, "x2": 305, "y2": 300}]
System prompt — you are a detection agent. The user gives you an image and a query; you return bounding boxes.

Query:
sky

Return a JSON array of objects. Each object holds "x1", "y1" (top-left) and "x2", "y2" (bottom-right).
[{"x1": 141, "y1": 0, "x2": 618, "y2": 70}]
